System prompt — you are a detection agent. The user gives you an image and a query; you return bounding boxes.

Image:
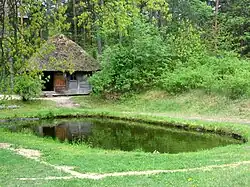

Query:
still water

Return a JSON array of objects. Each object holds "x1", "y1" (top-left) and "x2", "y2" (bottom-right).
[{"x1": 5, "y1": 118, "x2": 241, "y2": 154}]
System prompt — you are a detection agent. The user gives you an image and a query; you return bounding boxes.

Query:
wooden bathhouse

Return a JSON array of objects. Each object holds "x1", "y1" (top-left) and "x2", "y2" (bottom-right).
[{"x1": 29, "y1": 34, "x2": 100, "y2": 95}]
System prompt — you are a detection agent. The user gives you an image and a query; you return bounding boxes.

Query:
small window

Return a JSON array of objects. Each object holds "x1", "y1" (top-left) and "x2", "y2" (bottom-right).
[{"x1": 70, "y1": 73, "x2": 77, "y2": 80}]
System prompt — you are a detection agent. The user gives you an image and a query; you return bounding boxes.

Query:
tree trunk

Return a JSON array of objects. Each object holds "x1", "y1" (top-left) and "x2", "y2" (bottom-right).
[
  {"x1": 73, "y1": 0, "x2": 77, "y2": 41},
  {"x1": 20, "y1": 0, "x2": 23, "y2": 35},
  {"x1": 0, "y1": 0, "x2": 6, "y2": 88},
  {"x1": 97, "y1": 32, "x2": 102, "y2": 55},
  {"x1": 214, "y1": 0, "x2": 220, "y2": 50},
  {"x1": 96, "y1": 0, "x2": 103, "y2": 55}
]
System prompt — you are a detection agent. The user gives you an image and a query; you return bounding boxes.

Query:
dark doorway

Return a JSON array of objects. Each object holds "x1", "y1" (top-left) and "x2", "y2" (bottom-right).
[
  {"x1": 42, "y1": 71, "x2": 54, "y2": 91},
  {"x1": 42, "y1": 127, "x2": 55, "y2": 139}
]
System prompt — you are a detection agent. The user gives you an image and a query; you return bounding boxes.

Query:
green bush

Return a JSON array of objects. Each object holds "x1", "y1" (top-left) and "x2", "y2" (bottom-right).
[
  {"x1": 90, "y1": 21, "x2": 169, "y2": 95},
  {"x1": 160, "y1": 52, "x2": 250, "y2": 99},
  {"x1": 90, "y1": 19, "x2": 250, "y2": 100},
  {"x1": 14, "y1": 74, "x2": 43, "y2": 101},
  {"x1": 159, "y1": 65, "x2": 211, "y2": 94},
  {"x1": 165, "y1": 23, "x2": 207, "y2": 69},
  {"x1": 210, "y1": 62, "x2": 250, "y2": 99}
]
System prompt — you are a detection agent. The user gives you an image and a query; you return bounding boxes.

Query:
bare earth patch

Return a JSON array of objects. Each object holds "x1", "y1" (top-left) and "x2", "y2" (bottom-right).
[
  {"x1": 0, "y1": 143, "x2": 41, "y2": 160},
  {"x1": 42, "y1": 97, "x2": 80, "y2": 108},
  {"x1": 123, "y1": 112, "x2": 250, "y2": 126},
  {"x1": 15, "y1": 148, "x2": 41, "y2": 160},
  {"x1": 0, "y1": 143, "x2": 12, "y2": 149},
  {"x1": 1, "y1": 142, "x2": 250, "y2": 181},
  {"x1": 18, "y1": 160, "x2": 250, "y2": 181}
]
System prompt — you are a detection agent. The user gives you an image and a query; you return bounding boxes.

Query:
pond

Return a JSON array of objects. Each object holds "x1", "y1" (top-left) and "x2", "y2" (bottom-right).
[{"x1": 3, "y1": 118, "x2": 241, "y2": 154}]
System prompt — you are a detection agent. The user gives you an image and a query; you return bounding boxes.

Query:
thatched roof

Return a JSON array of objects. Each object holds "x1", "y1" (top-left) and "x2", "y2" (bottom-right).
[{"x1": 29, "y1": 34, "x2": 100, "y2": 72}]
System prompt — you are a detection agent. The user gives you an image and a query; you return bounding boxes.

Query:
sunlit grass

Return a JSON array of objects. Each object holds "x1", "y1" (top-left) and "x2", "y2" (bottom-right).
[
  {"x1": 0, "y1": 127, "x2": 249, "y2": 186},
  {"x1": 73, "y1": 90, "x2": 250, "y2": 119},
  {"x1": 0, "y1": 91, "x2": 250, "y2": 186}
]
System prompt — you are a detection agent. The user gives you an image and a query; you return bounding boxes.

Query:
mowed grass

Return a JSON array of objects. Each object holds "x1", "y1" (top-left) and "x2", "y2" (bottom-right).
[
  {"x1": 0, "y1": 148, "x2": 67, "y2": 186},
  {"x1": 10, "y1": 165, "x2": 250, "y2": 187},
  {"x1": 1, "y1": 90, "x2": 250, "y2": 122},
  {"x1": 0, "y1": 91, "x2": 250, "y2": 186},
  {"x1": 0, "y1": 99, "x2": 57, "y2": 119},
  {"x1": 0, "y1": 127, "x2": 250, "y2": 186}
]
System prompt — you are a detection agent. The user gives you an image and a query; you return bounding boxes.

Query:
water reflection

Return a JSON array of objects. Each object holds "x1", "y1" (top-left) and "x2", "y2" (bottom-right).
[
  {"x1": 6, "y1": 119, "x2": 241, "y2": 154},
  {"x1": 36, "y1": 122, "x2": 92, "y2": 141}
]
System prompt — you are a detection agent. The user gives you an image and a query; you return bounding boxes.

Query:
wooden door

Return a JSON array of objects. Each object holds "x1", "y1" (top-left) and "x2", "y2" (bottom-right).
[
  {"x1": 54, "y1": 72, "x2": 66, "y2": 93},
  {"x1": 55, "y1": 127, "x2": 67, "y2": 141}
]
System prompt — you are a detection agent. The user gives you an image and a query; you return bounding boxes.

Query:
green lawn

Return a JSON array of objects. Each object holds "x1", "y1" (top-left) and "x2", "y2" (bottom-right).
[
  {"x1": 0, "y1": 99, "x2": 57, "y2": 119},
  {"x1": 0, "y1": 92, "x2": 250, "y2": 186},
  {"x1": 72, "y1": 90, "x2": 250, "y2": 120},
  {"x1": 0, "y1": 127, "x2": 249, "y2": 186},
  {"x1": 0, "y1": 148, "x2": 66, "y2": 186},
  {"x1": 4, "y1": 166, "x2": 250, "y2": 187}
]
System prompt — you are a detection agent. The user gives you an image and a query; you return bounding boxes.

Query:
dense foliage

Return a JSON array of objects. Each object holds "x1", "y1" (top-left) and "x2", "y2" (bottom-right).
[
  {"x1": 160, "y1": 53, "x2": 250, "y2": 99},
  {"x1": 218, "y1": 0, "x2": 250, "y2": 56},
  {"x1": 90, "y1": 21, "x2": 169, "y2": 94},
  {"x1": 1, "y1": 0, "x2": 250, "y2": 100},
  {"x1": 14, "y1": 74, "x2": 43, "y2": 101}
]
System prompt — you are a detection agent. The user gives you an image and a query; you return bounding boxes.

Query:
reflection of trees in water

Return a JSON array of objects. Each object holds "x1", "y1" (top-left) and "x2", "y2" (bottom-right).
[
  {"x1": 87, "y1": 122, "x2": 179, "y2": 152},
  {"x1": 85, "y1": 121, "x2": 239, "y2": 153},
  {"x1": 87, "y1": 123, "x2": 137, "y2": 151},
  {"x1": 6, "y1": 119, "x2": 240, "y2": 153}
]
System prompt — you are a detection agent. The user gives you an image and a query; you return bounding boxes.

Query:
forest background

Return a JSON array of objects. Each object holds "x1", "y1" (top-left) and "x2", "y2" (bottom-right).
[{"x1": 0, "y1": 0, "x2": 249, "y2": 100}]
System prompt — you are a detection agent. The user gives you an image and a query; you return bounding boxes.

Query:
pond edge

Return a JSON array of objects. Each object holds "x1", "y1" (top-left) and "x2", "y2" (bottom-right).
[{"x1": 0, "y1": 111, "x2": 248, "y2": 143}]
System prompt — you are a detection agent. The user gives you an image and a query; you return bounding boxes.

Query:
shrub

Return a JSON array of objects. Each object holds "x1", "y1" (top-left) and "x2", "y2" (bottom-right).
[
  {"x1": 91, "y1": 19, "x2": 250, "y2": 100},
  {"x1": 159, "y1": 65, "x2": 211, "y2": 94},
  {"x1": 209, "y1": 60, "x2": 250, "y2": 99},
  {"x1": 14, "y1": 74, "x2": 43, "y2": 101},
  {"x1": 165, "y1": 23, "x2": 207, "y2": 69},
  {"x1": 90, "y1": 21, "x2": 169, "y2": 95},
  {"x1": 160, "y1": 52, "x2": 250, "y2": 99}
]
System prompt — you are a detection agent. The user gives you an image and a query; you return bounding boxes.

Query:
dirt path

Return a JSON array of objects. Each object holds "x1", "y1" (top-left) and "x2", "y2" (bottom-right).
[
  {"x1": 1, "y1": 143, "x2": 250, "y2": 181},
  {"x1": 122, "y1": 112, "x2": 250, "y2": 126},
  {"x1": 0, "y1": 143, "x2": 250, "y2": 180},
  {"x1": 0, "y1": 95, "x2": 79, "y2": 108},
  {"x1": 2, "y1": 94, "x2": 250, "y2": 125},
  {"x1": 42, "y1": 97, "x2": 80, "y2": 108},
  {"x1": 41, "y1": 96, "x2": 250, "y2": 125},
  {"x1": 17, "y1": 160, "x2": 250, "y2": 181}
]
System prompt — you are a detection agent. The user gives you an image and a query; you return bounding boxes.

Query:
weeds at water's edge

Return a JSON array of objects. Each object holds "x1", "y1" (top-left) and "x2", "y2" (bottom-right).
[{"x1": 0, "y1": 109, "x2": 248, "y2": 143}]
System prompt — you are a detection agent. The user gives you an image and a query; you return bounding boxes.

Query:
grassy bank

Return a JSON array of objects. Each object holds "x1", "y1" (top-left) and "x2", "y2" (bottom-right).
[
  {"x1": 1, "y1": 91, "x2": 250, "y2": 141},
  {"x1": 0, "y1": 92, "x2": 250, "y2": 142},
  {"x1": 0, "y1": 104, "x2": 249, "y2": 141},
  {"x1": 73, "y1": 90, "x2": 250, "y2": 120},
  {"x1": 0, "y1": 126, "x2": 250, "y2": 186},
  {"x1": 0, "y1": 99, "x2": 57, "y2": 119},
  {"x1": 1, "y1": 92, "x2": 250, "y2": 186}
]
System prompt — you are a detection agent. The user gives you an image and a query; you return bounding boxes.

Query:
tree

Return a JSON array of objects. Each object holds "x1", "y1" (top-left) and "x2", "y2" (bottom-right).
[
  {"x1": 77, "y1": 0, "x2": 170, "y2": 55},
  {"x1": 0, "y1": 0, "x2": 70, "y2": 96},
  {"x1": 167, "y1": 0, "x2": 213, "y2": 27},
  {"x1": 90, "y1": 21, "x2": 169, "y2": 95},
  {"x1": 218, "y1": 0, "x2": 250, "y2": 56}
]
